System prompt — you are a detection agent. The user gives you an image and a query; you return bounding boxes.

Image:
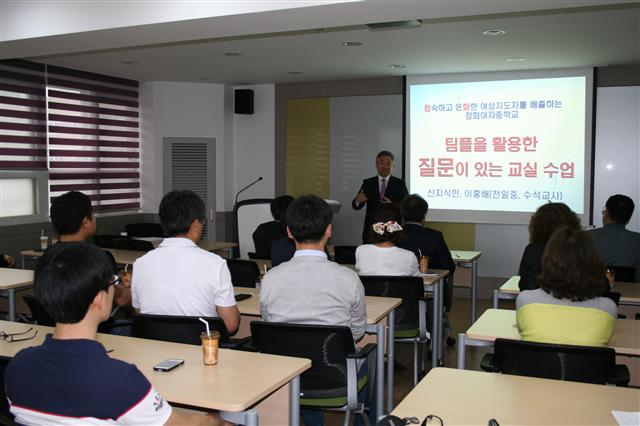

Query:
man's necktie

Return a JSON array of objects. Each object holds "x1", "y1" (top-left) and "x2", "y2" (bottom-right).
[{"x1": 380, "y1": 178, "x2": 387, "y2": 200}]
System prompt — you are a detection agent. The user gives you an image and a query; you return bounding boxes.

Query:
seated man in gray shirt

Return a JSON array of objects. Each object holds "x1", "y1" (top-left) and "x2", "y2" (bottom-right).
[
  {"x1": 260, "y1": 195, "x2": 369, "y2": 426},
  {"x1": 590, "y1": 194, "x2": 640, "y2": 282},
  {"x1": 260, "y1": 194, "x2": 366, "y2": 341}
]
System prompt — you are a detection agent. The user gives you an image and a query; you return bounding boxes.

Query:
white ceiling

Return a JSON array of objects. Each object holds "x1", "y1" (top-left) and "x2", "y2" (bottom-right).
[{"x1": 3, "y1": 1, "x2": 639, "y2": 84}]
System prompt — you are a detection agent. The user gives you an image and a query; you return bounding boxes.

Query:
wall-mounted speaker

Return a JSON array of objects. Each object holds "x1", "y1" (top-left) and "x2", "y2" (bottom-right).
[{"x1": 234, "y1": 89, "x2": 254, "y2": 114}]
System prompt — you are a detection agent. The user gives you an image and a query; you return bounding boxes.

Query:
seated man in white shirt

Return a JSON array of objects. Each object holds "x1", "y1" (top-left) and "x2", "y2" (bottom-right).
[{"x1": 132, "y1": 190, "x2": 240, "y2": 334}]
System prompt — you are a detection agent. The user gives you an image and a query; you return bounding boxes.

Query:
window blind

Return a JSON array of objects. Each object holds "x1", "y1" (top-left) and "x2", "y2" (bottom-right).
[
  {"x1": 0, "y1": 60, "x2": 47, "y2": 170},
  {"x1": 0, "y1": 59, "x2": 141, "y2": 213}
]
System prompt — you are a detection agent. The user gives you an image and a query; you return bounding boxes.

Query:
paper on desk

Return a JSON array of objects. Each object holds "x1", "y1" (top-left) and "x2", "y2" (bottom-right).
[
  {"x1": 612, "y1": 411, "x2": 640, "y2": 425},
  {"x1": 417, "y1": 272, "x2": 438, "y2": 277}
]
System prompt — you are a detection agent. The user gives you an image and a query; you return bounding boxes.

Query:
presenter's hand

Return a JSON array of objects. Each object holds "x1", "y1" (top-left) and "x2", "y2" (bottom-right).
[
  {"x1": 356, "y1": 190, "x2": 368, "y2": 205},
  {"x1": 380, "y1": 196, "x2": 392, "y2": 204}
]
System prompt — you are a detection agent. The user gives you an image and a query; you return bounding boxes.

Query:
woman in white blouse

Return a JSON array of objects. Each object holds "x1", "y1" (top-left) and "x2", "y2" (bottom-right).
[{"x1": 355, "y1": 204, "x2": 419, "y2": 276}]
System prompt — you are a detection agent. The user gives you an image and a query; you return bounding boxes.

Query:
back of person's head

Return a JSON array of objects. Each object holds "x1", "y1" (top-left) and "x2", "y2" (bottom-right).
[
  {"x1": 369, "y1": 204, "x2": 404, "y2": 245},
  {"x1": 376, "y1": 150, "x2": 394, "y2": 161},
  {"x1": 159, "y1": 190, "x2": 206, "y2": 237},
  {"x1": 400, "y1": 194, "x2": 429, "y2": 223},
  {"x1": 529, "y1": 202, "x2": 580, "y2": 244},
  {"x1": 285, "y1": 195, "x2": 332, "y2": 243},
  {"x1": 270, "y1": 195, "x2": 295, "y2": 222},
  {"x1": 538, "y1": 227, "x2": 605, "y2": 301},
  {"x1": 35, "y1": 242, "x2": 113, "y2": 323},
  {"x1": 605, "y1": 194, "x2": 634, "y2": 224},
  {"x1": 50, "y1": 191, "x2": 93, "y2": 236}
]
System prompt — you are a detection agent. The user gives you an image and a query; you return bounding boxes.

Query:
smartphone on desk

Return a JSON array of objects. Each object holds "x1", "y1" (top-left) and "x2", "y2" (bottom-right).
[
  {"x1": 153, "y1": 358, "x2": 184, "y2": 372},
  {"x1": 235, "y1": 293, "x2": 252, "y2": 302}
]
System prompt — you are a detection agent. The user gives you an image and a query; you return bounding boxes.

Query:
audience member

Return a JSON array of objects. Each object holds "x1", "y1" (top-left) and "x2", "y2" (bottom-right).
[
  {"x1": 50, "y1": 191, "x2": 130, "y2": 307},
  {"x1": 260, "y1": 195, "x2": 368, "y2": 426},
  {"x1": 356, "y1": 204, "x2": 418, "y2": 276},
  {"x1": 516, "y1": 227, "x2": 617, "y2": 346},
  {"x1": 397, "y1": 194, "x2": 457, "y2": 312},
  {"x1": 132, "y1": 190, "x2": 240, "y2": 334},
  {"x1": 352, "y1": 150, "x2": 408, "y2": 243},
  {"x1": 4, "y1": 242, "x2": 226, "y2": 425},
  {"x1": 252, "y1": 195, "x2": 294, "y2": 259},
  {"x1": 518, "y1": 202, "x2": 580, "y2": 291},
  {"x1": 398, "y1": 195, "x2": 456, "y2": 274},
  {"x1": 590, "y1": 194, "x2": 640, "y2": 282}
]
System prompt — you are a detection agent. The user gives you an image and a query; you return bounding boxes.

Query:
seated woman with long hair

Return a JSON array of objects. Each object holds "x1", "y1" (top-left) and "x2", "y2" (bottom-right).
[
  {"x1": 518, "y1": 202, "x2": 581, "y2": 291},
  {"x1": 516, "y1": 226, "x2": 617, "y2": 347},
  {"x1": 355, "y1": 204, "x2": 419, "y2": 276}
]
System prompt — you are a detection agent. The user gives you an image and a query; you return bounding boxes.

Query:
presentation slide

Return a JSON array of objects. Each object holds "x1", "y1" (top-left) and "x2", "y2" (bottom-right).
[{"x1": 406, "y1": 69, "x2": 593, "y2": 224}]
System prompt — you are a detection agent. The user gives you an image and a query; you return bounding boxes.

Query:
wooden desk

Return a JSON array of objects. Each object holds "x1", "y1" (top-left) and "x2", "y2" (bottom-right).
[
  {"x1": 0, "y1": 268, "x2": 34, "y2": 321},
  {"x1": 0, "y1": 320, "x2": 309, "y2": 426},
  {"x1": 451, "y1": 250, "x2": 482, "y2": 322},
  {"x1": 457, "y1": 309, "x2": 640, "y2": 369},
  {"x1": 234, "y1": 287, "x2": 401, "y2": 418},
  {"x1": 391, "y1": 367, "x2": 640, "y2": 425},
  {"x1": 494, "y1": 276, "x2": 640, "y2": 309}
]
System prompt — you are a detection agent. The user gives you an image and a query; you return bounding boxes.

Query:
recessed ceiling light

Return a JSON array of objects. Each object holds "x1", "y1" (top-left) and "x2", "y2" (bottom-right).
[
  {"x1": 505, "y1": 57, "x2": 525, "y2": 62},
  {"x1": 605, "y1": 163, "x2": 614, "y2": 170},
  {"x1": 120, "y1": 60, "x2": 138, "y2": 65},
  {"x1": 482, "y1": 29, "x2": 506, "y2": 36},
  {"x1": 342, "y1": 41, "x2": 363, "y2": 47},
  {"x1": 287, "y1": 71, "x2": 304, "y2": 75},
  {"x1": 388, "y1": 64, "x2": 406, "y2": 69},
  {"x1": 222, "y1": 52, "x2": 243, "y2": 57}
]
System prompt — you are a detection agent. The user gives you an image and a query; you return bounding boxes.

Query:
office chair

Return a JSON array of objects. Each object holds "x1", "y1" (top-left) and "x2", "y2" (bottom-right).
[
  {"x1": 250, "y1": 321, "x2": 376, "y2": 426},
  {"x1": 226, "y1": 259, "x2": 261, "y2": 288},
  {"x1": 125, "y1": 223, "x2": 165, "y2": 238},
  {"x1": 481, "y1": 338, "x2": 630, "y2": 386},
  {"x1": 113, "y1": 237, "x2": 155, "y2": 252},
  {"x1": 92, "y1": 234, "x2": 122, "y2": 249},
  {"x1": 359, "y1": 275, "x2": 428, "y2": 385},
  {"x1": 333, "y1": 246, "x2": 357, "y2": 265},
  {"x1": 132, "y1": 313, "x2": 248, "y2": 349}
]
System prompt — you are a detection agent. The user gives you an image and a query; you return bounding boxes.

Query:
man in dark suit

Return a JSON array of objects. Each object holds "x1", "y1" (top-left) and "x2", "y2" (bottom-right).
[
  {"x1": 398, "y1": 194, "x2": 456, "y2": 310},
  {"x1": 352, "y1": 151, "x2": 409, "y2": 243}
]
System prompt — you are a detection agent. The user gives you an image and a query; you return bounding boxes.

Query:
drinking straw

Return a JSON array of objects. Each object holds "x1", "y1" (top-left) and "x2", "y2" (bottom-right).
[
  {"x1": 199, "y1": 317, "x2": 210, "y2": 336},
  {"x1": 419, "y1": 249, "x2": 423, "y2": 258}
]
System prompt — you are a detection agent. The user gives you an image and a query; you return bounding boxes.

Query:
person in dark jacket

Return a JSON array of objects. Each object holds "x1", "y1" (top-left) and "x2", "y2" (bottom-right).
[{"x1": 252, "y1": 195, "x2": 294, "y2": 259}]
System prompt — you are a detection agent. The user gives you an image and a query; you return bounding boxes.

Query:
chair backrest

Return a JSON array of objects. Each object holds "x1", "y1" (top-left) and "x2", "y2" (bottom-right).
[
  {"x1": 607, "y1": 266, "x2": 636, "y2": 283},
  {"x1": 251, "y1": 321, "x2": 355, "y2": 392},
  {"x1": 113, "y1": 237, "x2": 155, "y2": 252},
  {"x1": 358, "y1": 275, "x2": 423, "y2": 330},
  {"x1": 93, "y1": 234, "x2": 122, "y2": 249},
  {"x1": 125, "y1": 223, "x2": 165, "y2": 238},
  {"x1": 226, "y1": 259, "x2": 260, "y2": 288},
  {"x1": 333, "y1": 246, "x2": 357, "y2": 265},
  {"x1": 492, "y1": 338, "x2": 617, "y2": 385},
  {"x1": 132, "y1": 314, "x2": 230, "y2": 344},
  {"x1": 22, "y1": 294, "x2": 55, "y2": 326}
]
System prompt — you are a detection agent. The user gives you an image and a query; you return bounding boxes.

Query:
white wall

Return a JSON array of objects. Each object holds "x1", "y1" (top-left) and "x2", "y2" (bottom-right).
[
  {"x1": 232, "y1": 84, "x2": 276, "y2": 205},
  {"x1": 140, "y1": 81, "x2": 227, "y2": 213},
  {"x1": 593, "y1": 86, "x2": 640, "y2": 232},
  {"x1": 140, "y1": 81, "x2": 276, "y2": 214}
]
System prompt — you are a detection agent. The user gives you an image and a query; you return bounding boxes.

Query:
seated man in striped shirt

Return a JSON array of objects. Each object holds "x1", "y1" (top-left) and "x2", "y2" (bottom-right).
[{"x1": 4, "y1": 243, "x2": 226, "y2": 425}]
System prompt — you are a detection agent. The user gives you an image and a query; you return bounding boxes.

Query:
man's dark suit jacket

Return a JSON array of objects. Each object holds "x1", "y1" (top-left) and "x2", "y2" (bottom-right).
[
  {"x1": 351, "y1": 175, "x2": 408, "y2": 243},
  {"x1": 398, "y1": 223, "x2": 456, "y2": 310},
  {"x1": 252, "y1": 221, "x2": 286, "y2": 259}
]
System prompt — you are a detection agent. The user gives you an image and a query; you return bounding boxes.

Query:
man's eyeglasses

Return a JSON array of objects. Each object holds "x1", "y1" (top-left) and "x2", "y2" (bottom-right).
[
  {"x1": 109, "y1": 275, "x2": 121, "y2": 288},
  {"x1": 0, "y1": 327, "x2": 38, "y2": 342}
]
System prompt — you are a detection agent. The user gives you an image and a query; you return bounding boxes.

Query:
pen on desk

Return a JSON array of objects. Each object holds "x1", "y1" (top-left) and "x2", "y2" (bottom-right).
[{"x1": 106, "y1": 349, "x2": 114, "y2": 354}]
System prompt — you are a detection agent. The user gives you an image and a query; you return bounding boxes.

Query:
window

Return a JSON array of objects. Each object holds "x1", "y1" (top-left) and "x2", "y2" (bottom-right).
[{"x1": 0, "y1": 59, "x2": 140, "y2": 220}]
